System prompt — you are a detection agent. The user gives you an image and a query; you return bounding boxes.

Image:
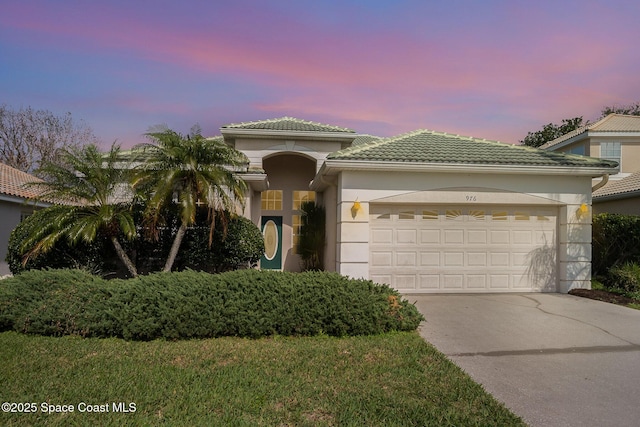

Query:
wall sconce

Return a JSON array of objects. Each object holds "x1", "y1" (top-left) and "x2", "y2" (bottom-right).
[
  {"x1": 351, "y1": 199, "x2": 361, "y2": 219},
  {"x1": 577, "y1": 203, "x2": 589, "y2": 218}
]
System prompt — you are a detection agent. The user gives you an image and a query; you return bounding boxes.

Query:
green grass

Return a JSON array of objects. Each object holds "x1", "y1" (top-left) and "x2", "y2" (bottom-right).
[{"x1": 0, "y1": 331, "x2": 524, "y2": 426}]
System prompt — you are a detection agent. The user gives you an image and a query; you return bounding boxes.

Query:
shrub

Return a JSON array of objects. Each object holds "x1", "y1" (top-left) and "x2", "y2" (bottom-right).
[
  {"x1": 6, "y1": 208, "x2": 106, "y2": 275},
  {"x1": 298, "y1": 201, "x2": 325, "y2": 271},
  {"x1": 0, "y1": 269, "x2": 114, "y2": 336},
  {"x1": 607, "y1": 262, "x2": 640, "y2": 293},
  {"x1": 177, "y1": 214, "x2": 264, "y2": 273},
  {"x1": 7, "y1": 208, "x2": 264, "y2": 277},
  {"x1": 592, "y1": 213, "x2": 640, "y2": 276},
  {"x1": 0, "y1": 269, "x2": 424, "y2": 340}
]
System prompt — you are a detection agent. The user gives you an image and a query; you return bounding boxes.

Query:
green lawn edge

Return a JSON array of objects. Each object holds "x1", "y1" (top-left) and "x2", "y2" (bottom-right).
[{"x1": 0, "y1": 331, "x2": 524, "y2": 426}]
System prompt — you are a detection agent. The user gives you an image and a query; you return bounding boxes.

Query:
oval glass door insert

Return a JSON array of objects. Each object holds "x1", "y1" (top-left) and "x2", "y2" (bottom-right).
[{"x1": 263, "y1": 220, "x2": 278, "y2": 261}]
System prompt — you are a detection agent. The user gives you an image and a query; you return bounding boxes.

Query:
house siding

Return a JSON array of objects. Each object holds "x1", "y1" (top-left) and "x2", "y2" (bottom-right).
[
  {"x1": 331, "y1": 170, "x2": 593, "y2": 292},
  {"x1": 0, "y1": 199, "x2": 39, "y2": 275}
]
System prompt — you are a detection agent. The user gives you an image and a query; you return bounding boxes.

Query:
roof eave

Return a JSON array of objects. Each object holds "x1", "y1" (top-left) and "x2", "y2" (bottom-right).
[
  {"x1": 317, "y1": 159, "x2": 618, "y2": 177},
  {"x1": 0, "y1": 193, "x2": 51, "y2": 207},
  {"x1": 541, "y1": 131, "x2": 588, "y2": 150},
  {"x1": 543, "y1": 130, "x2": 640, "y2": 151},
  {"x1": 238, "y1": 172, "x2": 269, "y2": 192},
  {"x1": 593, "y1": 189, "x2": 640, "y2": 202}
]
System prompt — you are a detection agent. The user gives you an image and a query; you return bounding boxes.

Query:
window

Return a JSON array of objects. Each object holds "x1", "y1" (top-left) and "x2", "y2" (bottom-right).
[
  {"x1": 568, "y1": 145, "x2": 585, "y2": 155},
  {"x1": 20, "y1": 211, "x2": 33, "y2": 222},
  {"x1": 468, "y1": 210, "x2": 485, "y2": 220},
  {"x1": 422, "y1": 210, "x2": 438, "y2": 220},
  {"x1": 261, "y1": 190, "x2": 283, "y2": 210},
  {"x1": 600, "y1": 142, "x2": 621, "y2": 164},
  {"x1": 445, "y1": 209, "x2": 462, "y2": 220},
  {"x1": 399, "y1": 211, "x2": 414, "y2": 220},
  {"x1": 492, "y1": 211, "x2": 508, "y2": 221},
  {"x1": 292, "y1": 191, "x2": 315, "y2": 210}
]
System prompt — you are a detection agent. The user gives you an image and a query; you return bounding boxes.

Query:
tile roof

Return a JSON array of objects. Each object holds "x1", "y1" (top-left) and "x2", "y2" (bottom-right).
[
  {"x1": 351, "y1": 134, "x2": 381, "y2": 146},
  {"x1": 328, "y1": 129, "x2": 618, "y2": 168},
  {"x1": 541, "y1": 114, "x2": 640, "y2": 149},
  {"x1": 0, "y1": 163, "x2": 45, "y2": 200},
  {"x1": 593, "y1": 171, "x2": 640, "y2": 199},
  {"x1": 222, "y1": 117, "x2": 356, "y2": 133}
]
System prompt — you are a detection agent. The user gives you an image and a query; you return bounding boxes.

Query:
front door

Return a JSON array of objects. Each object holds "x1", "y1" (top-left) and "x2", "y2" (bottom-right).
[{"x1": 261, "y1": 216, "x2": 282, "y2": 270}]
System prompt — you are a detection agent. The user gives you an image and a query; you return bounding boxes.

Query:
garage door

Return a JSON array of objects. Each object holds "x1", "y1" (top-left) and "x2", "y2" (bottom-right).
[{"x1": 369, "y1": 205, "x2": 558, "y2": 293}]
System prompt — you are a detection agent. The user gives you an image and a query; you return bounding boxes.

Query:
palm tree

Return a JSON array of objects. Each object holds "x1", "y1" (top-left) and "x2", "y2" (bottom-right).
[
  {"x1": 23, "y1": 143, "x2": 138, "y2": 277},
  {"x1": 133, "y1": 125, "x2": 248, "y2": 272}
]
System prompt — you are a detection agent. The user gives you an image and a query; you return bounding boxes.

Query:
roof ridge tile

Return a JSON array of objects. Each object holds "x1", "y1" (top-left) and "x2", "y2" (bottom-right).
[{"x1": 222, "y1": 116, "x2": 355, "y2": 133}]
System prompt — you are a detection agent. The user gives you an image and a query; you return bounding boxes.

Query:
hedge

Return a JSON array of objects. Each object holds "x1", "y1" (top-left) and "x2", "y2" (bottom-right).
[{"x1": 0, "y1": 269, "x2": 424, "y2": 340}]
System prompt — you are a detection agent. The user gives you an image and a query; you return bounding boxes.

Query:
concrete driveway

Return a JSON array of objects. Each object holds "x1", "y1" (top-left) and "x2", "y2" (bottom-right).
[{"x1": 408, "y1": 293, "x2": 640, "y2": 427}]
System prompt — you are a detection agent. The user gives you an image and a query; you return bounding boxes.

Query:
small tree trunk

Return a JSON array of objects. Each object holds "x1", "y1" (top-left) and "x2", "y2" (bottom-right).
[
  {"x1": 163, "y1": 222, "x2": 188, "y2": 272},
  {"x1": 110, "y1": 236, "x2": 138, "y2": 278}
]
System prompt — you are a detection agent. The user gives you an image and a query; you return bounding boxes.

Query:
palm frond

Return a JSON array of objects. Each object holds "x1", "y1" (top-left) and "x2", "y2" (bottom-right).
[{"x1": 20, "y1": 143, "x2": 138, "y2": 274}]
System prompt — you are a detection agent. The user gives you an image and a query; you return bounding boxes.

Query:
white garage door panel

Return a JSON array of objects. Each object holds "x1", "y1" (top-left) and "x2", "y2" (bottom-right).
[{"x1": 370, "y1": 205, "x2": 558, "y2": 293}]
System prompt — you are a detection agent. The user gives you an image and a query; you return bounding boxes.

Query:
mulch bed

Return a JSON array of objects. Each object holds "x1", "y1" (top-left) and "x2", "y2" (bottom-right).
[{"x1": 568, "y1": 288, "x2": 639, "y2": 306}]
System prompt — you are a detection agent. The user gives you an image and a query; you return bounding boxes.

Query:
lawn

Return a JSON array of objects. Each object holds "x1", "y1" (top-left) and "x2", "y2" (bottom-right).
[{"x1": 0, "y1": 331, "x2": 524, "y2": 426}]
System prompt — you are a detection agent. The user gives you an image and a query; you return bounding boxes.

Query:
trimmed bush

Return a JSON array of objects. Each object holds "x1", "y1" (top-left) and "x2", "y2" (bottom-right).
[{"x1": 0, "y1": 269, "x2": 424, "y2": 340}]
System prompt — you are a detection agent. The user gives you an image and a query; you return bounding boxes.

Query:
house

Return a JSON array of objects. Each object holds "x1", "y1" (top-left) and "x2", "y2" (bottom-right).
[
  {"x1": 221, "y1": 117, "x2": 618, "y2": 293},
  {"x1": 0, "y1": 163, "x2": 50, "y2": 275},
  {"x1": 541, "y1": 114, "x2": 640, "y2": 215}
]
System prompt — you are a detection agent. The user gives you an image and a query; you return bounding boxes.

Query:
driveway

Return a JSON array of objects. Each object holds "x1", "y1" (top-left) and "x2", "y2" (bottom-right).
[{"x1": 409, "y1": 294, "x2": 640, "y2": 427}]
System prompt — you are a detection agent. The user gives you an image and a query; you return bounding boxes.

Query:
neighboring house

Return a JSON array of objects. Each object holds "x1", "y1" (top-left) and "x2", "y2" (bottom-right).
[
  {"x1": 541, "y1": 114, "x2": 640, "y2": 214},
  {"x1": 221, "y1": 117, "x2": 617, "y2": 294},
  {"x1": 591, "y1": 170, "x2": 640, "y2": 214},
  {"x1": 0, "y1": 163, "x2": 50, "y2": 275}
]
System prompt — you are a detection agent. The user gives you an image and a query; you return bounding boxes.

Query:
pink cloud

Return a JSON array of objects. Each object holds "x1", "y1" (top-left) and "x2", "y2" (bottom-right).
[{"x1": 3, "y1": 1, "x2": 639, "y2": 146}]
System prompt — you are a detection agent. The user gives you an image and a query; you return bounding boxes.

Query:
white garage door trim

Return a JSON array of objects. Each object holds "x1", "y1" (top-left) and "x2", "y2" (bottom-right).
[{"x1": 369, "y1": 204, "x2": 558, "y2": 293}]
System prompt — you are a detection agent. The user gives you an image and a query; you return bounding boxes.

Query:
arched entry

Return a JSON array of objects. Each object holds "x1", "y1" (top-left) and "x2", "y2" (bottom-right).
[{"x1": 259, "y1": 153, "x2": 317, "y2": 271}]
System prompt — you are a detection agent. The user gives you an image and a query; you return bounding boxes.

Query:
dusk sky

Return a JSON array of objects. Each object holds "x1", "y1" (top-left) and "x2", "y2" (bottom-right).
[{"x1": 2, "y1": 0, "x2": 639, "y2": 149}]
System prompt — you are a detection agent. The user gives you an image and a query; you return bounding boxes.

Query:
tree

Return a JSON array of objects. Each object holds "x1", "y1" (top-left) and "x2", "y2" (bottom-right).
[
  {"x1": 0, "y1": 105, "x2": 98, "y2": 176},
  {"x1": 22, "y1": 143, "x2": 138, "y2": 277},
  {"x1": 298, "y1": 201, "x2": 325, "y2": 271},
  {"x1": 601, "y1": 101, "x2": 640, "y2": 117},
  {"x1": 522, "y1": 101, "x2": 640, "y2": 148},
  {"x1": 520, "y1": 117, "x2": 586, "y2": 147},
  {"x1": 133, "y1": 125, "x2": 248, "y2": 272}
]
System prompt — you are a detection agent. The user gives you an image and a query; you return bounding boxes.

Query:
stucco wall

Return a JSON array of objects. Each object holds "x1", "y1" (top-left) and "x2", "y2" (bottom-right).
[
  {"x1": 332, "y1": 170, "x2": 593, "y2": 292},
  {"x1": 593, "y1": 197, "x2": 640, "y2": 215},
  {"x1": 0, "y1": 200, "x2": 38, "y2": 275},
  {"x1": 234, "y1": 138, "x2": 345, "y2": 172},
  {"x1": 321, "y1": 182, "x2": 338, "y2": 272}
]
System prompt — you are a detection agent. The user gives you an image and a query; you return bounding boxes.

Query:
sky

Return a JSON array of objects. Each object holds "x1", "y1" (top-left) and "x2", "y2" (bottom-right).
[{"x1": 2, "y1": 0, "x2": 639, "y2": 149}]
